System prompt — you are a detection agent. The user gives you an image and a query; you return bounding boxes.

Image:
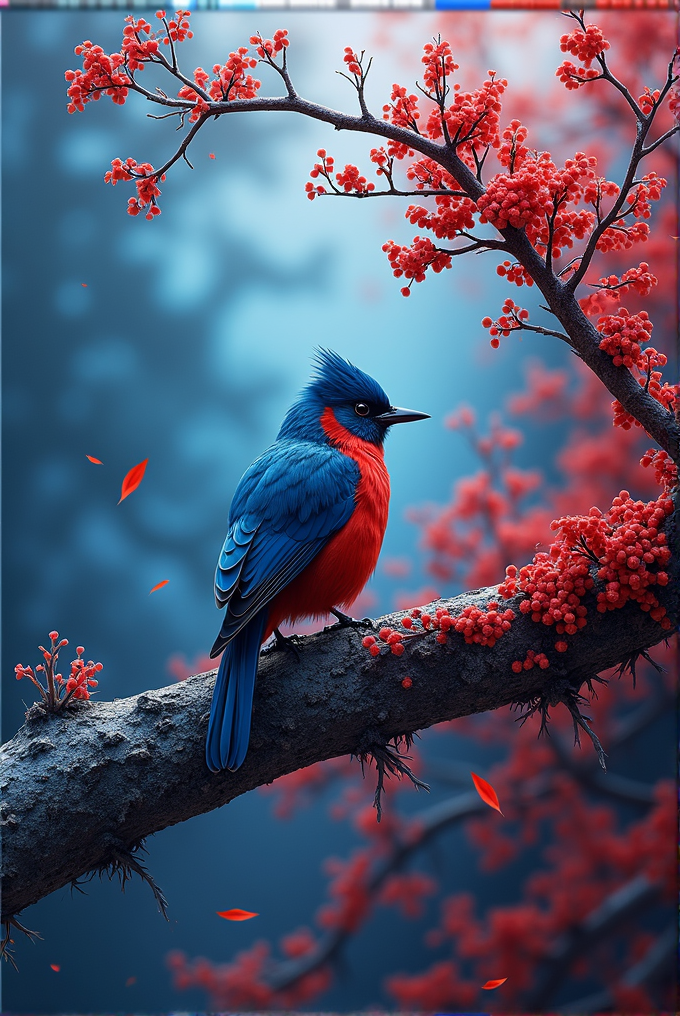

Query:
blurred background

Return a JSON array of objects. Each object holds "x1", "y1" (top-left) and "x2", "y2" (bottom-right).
[{"x1": 2, "y1": 9, "x2": 676, "y2": 1013}]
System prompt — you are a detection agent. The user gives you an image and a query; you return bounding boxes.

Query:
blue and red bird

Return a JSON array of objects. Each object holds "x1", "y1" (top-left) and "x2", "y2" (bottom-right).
[{"x1": 206, "y1": 349, "x2": 429, "y2": 772}]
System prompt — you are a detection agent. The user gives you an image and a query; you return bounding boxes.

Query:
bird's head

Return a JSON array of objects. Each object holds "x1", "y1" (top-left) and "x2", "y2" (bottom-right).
[{"x1": 277, "y1": 349, "x2": 429, "y2": 447}]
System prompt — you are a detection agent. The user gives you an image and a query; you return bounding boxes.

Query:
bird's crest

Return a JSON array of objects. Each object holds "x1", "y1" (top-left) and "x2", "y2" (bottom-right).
[{"x1": 308, "y1": 348, "x2": 391, "y2": 411}]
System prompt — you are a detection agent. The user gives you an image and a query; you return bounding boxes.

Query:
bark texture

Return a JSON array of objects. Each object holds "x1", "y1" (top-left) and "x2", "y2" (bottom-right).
[{"x1": 2, "y1": 574, "x2": 676, "y2": 921}]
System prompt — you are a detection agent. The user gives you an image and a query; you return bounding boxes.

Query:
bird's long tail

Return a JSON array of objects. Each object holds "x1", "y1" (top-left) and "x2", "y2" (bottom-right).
[{"x1": 206, "y1": 611, "x2": 268, "y2": 772}]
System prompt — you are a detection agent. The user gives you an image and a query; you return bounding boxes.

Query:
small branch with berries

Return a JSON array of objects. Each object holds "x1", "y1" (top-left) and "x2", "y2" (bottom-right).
[{"x1": 14, "y1": 631, "x2": 103, "y2": 714}]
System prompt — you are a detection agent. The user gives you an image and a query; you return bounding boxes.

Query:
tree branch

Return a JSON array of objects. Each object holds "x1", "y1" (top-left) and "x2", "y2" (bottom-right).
[{"x1": 2, "y1": 572, "x2": 676, "y2": 922}]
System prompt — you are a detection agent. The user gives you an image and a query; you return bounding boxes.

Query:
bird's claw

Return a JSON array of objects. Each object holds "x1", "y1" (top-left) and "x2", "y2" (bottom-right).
[
  {"x1": 324, "y1": 609, "x2": 376, "y2": 633},
  {"x1": 263, "y1": 628, "x2": 303, "y2": 662}
]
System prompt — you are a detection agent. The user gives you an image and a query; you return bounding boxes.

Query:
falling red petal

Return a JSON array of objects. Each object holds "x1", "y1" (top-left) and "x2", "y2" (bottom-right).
[
  {"x1": 86, "y1": 455, "x2": 103, "y2": 464},
  {"x1": 50, "y1": 964, "x2": 61, "y2": 972},
  {"x1": 209, "y1": 153, "x2": 216, "y2": 159},
  {"x1": 118, "y1": 458, "x2": 149, "y2": 503},
  {"x1": 125, "y1": 976, "x2": 137, "y2": 987},
  {"x1": 149, "y1": 580, "x2": 169, "y2": 595},
  {"x1": 471, "y1": 772, "x2": 503, "y2": 814},
  {"x1": 81, "y1": 283, "x2": 88, "y2": 287},
  {"x1": 217, "y1": 909, "x2": 259, "y2": 921},
  {"x1": 482, "y1": 977, "x2": 508, "y2": 989}
]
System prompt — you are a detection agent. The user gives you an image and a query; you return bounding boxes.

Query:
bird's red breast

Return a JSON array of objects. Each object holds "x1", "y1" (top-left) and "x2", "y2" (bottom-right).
[{"x1": 264, "y1": 407, "x2": 390, "y2": 638}]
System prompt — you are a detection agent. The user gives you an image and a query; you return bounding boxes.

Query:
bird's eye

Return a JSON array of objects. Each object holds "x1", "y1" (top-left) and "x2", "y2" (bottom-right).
[{"x1": 354, "y1": 402, "x2": 370, "y2": 417}]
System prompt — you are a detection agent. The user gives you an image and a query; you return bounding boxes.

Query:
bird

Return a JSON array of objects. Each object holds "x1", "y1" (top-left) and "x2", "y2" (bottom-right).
[{"x1": 205, "y1": 349, "x2": 429, "y2": 773}]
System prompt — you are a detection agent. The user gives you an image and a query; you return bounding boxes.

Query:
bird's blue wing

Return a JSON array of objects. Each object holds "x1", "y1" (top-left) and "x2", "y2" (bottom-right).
[{"x1": 211, "y1": 440, "x2": 359, "y2": 657}]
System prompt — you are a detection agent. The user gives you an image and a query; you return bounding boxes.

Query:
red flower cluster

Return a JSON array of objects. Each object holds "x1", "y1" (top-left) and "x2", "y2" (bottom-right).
[
  {"x1": 104, "y1": 158, "x2": 165, "y2": 219},
  {"x1": 511, "y1": 650, "x2": 550, "y2": 674},
  {"x1": 15, "y1": 631, "x2": 103, "y2": 711}
]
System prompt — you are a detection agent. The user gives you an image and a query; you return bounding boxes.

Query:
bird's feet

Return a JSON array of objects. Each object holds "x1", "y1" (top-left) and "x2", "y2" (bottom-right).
[
  {"x1": 262, "y1": 628, "x2": 303, "y2": 662},
  {"x1": 323, "y1": 608, "x2": 376, "y2": 633}
]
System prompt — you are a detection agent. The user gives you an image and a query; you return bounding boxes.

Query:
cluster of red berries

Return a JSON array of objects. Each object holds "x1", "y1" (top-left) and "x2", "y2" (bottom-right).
[
  {"x1": 121, "y1": 17, "x2": 160, "y2": 72},
  {"x1": 335, "y1": 164, "x2": 375, "y2": 195},
  {"x1": 382, "y1": 237, "x2": 452, "y2": 297},
  {"x1": 157, "y1": 9, "x2": 192, "y2": 44},
  {"x1": 427, "y1": 73, "x2": 507, "y2": 151},
  {"x1": 640, "y1": 449, "x2": 678, "y2": 490},
  {"x1": 363, "y1": 603, "x2": 515, "y2": 657},
  {"x1": 383, "y1": 84, "x2": 420, "y2": 131},
  {"x1": 638, "y1": 87, "x2": 661, "y2": 116},
  {"x1": 511, "y1": 650, "x2": 550, "y2": 674},
  {"x1": 591, "y1": 263, "x2": 658, "y2": 305},
  {"x1": 481, "y1": 299, "x2": 529, "y2": 348},
  {"x1": 592, "y1": 491, "x2": 673, "y2": 627},
  {"x1": 406, "y1": 157, "x2": 456, "y2": 191},
  {"x1": 596, "y1": 308, "x2": 654, "y2": 369},
  {"x1": 405, "y1": 196, "x2": 476, "y2": 241},
  {"x1": 421, "y1": 38, "x2": 459, "y2": 94},
  {"x1": 560, "y1": 23, "x2": 610, "y2": 64},
  {"x1": 477, "y1": 166, "x2": 552, "y2": 231},
  {"x1": 496, "y1": 260, "x2": 534, "y2": 287},
  {"x1": 66, "y1": 10, "x2": 193, "y2": 114},
  {"x1": 500, "y1": 550, "x2": 591, "y2": 646},
  {"x1": 497, "y1": 119, "x2": 529, "y2": 173},
  {"x1": 250, "y1": 29, "x2": 289, "y2": 60},
  {"x1": 207, "y1": 49, "x2": 261, "y2": 102},
  {"x1": 343, "y1": 46, "x2": 364, "y2": 78},
  {"x1": 104, "y1": 158, "x2": 165, "y2": 219},
  {"x1": 65, "y1": 42, "x2": 129, "y2": 112},
  {"x1": 556, "y1": 24, "x2": 609, "y2": 89},
  {"x1": 362, "y1": 627, "x2": 405, "y2": 657},
  {"x1": 500, "y1": 491, "x2": 674, "y2": 649}
]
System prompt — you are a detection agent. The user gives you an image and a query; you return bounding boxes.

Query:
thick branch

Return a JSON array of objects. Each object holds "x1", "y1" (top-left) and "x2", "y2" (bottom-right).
[{"x1": 2, "y1": 572, "x2": 676, "y2": 921}]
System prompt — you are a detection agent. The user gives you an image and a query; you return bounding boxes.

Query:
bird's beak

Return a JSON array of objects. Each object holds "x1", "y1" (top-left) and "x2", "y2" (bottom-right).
[{"x1": 374, "y1": 406, "x2": 431, "y2": 425}]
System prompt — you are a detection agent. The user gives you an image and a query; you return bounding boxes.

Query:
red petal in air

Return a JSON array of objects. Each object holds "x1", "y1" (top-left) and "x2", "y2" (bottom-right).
[
  {"x1": 217, "y1": 909, "x2": 259, "y2": 921},
  {"x1": 81, "y1": 283, "x2": 88, "y2": 287},
  {"x1": 50, "y1": 964, "x2": 61, "y2": 972},
  {"x1": 149, "y1": 580, "x2": 169, "y2": 595},
  {"x1": 471, "y1": 772, "x2": 503, "y2": 814},
  {"x1": 209, "y1": 153, "x2": 216, "y2": 159},
  {"x1": 86, "y1": 455, "x2": 103, "y2": 464},
  {"x1": 125, "y1": 976, "x2": 137, "y2": 987},
  {"x1": 482, "y1": 977, "x2": 507, "y2": 989},
  {"x1": 118, "y1": 459, "x2": 149, "y2": 503}
]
